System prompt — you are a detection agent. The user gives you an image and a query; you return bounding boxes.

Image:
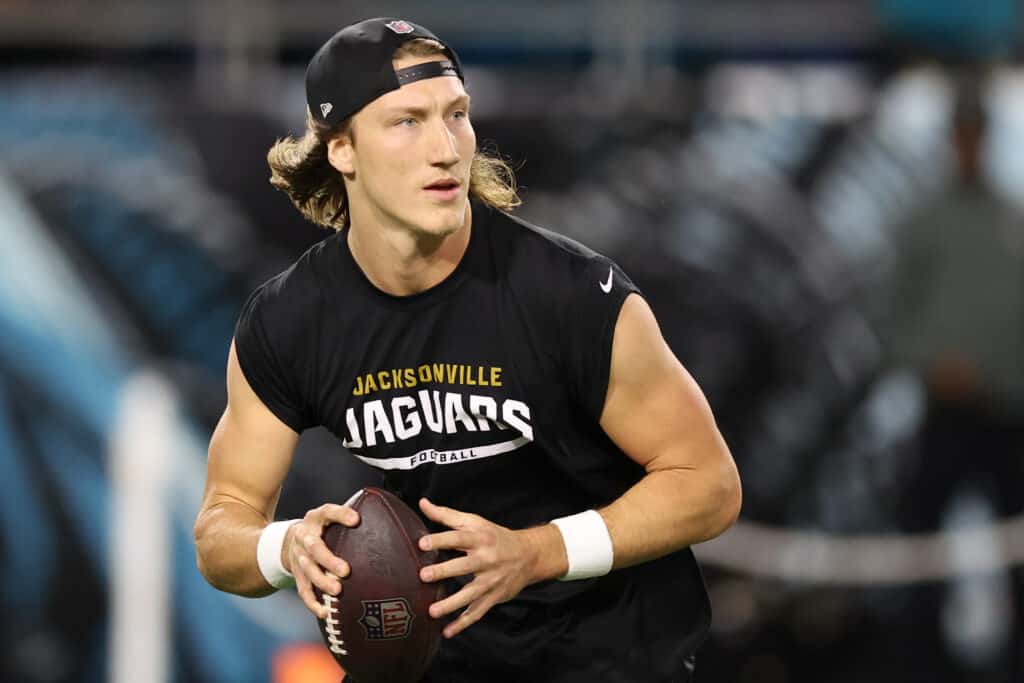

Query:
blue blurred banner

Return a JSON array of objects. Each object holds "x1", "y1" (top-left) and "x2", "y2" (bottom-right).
[{"x1": 876, "y1": 0, "x2": 1019, "y2": 57}]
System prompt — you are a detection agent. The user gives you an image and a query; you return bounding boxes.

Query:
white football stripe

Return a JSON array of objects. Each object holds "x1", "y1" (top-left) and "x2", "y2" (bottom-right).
[{"x1": 351, "y1": 436, "x2": 530, "y2": 471}]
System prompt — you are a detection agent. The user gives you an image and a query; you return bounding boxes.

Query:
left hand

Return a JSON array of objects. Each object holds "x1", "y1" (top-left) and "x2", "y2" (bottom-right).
[{"x1": 417, "y1": 498, "x2": 545, "y2": 639}]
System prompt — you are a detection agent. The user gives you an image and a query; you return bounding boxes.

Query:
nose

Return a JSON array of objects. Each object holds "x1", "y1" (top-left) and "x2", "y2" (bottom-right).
[{"x1": 426, "y1": 118, "x2": 460, "y2": 168}]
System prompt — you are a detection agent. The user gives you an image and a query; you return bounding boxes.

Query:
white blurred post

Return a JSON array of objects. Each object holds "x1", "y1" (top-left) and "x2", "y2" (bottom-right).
[{"x1": 109, "y1": 372, "x2": 176, "y2": 683}]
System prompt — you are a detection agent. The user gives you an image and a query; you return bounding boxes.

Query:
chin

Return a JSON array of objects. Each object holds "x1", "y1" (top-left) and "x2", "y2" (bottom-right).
[{"x1": 415, "y1": 201, "x2": 468, "y2": 236}]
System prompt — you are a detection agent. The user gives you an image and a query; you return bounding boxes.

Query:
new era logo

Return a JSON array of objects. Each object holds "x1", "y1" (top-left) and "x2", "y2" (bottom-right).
[
  {"x1": 385, "y1": 20, "x2": 414, "y2": 34},
  {"x1": 320, "y1": 102, "x2": 333, "y2": 117}
]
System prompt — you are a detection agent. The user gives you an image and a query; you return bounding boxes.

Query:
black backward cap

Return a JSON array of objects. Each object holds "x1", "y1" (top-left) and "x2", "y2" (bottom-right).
[{"x1": 305, "y1": 17, "x2": 464, "y2": 127}]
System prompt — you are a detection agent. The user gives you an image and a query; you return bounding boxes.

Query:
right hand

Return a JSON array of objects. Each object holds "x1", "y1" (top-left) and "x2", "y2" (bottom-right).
[{"x1": 283, "y1": 503, "x2": 361, "y2": 618}]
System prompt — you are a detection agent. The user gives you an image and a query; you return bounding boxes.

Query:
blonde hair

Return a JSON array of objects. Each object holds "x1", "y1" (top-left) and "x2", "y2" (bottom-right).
[{"x1": 267, "y1": 38, "x2": 521, "y2": 231}]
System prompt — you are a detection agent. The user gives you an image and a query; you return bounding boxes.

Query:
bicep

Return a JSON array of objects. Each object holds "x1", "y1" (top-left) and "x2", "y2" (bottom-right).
[
  {"x1": 201, "y1": 340, "x2": 301, "y2": 519},
  {"x1": 599, "y1": 294, "x2": 731, "y2": 474}
]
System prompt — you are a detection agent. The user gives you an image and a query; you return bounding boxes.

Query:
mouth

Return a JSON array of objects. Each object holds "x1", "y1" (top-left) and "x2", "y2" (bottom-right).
[{"x1": 423, "y1": 179, "x2": 462, "y2": 200}]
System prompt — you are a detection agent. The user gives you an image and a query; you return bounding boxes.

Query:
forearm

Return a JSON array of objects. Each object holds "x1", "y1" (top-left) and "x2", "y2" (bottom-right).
[
  {"x1": 525, "y1": 462, "x2": 740, "y2": 583},
  {"x1": 600, "y1": 464, "x2": 740, "y2": 570},
  {"x1": 194, "y1": 498, "x2": 282, "y2": 596}
]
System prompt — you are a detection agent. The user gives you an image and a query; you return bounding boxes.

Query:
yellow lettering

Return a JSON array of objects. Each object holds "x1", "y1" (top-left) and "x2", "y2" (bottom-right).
[
  {"x1": 446, "y1": 364, "x2": 457, "y2": 383},
  {"x1": 491, "y1": 367, "x2": 502, "y2": 387},
  {"x1": 476, "y1": 366, "x2": 488, "y2": 386},
  {"x1": 466, "y1": 365, "x2": 476, "y2": 386},
  {"x1": 432, "y1": 363, "x2": 445, "y2": 383},
  {"x1": 405, "y1": 368, "x2": 417, "y2": 387},
  {"x1": 365, "y1": 373, "x2": 378, "y2": 394},
  {"x1": 419, "y1": 365, "x2": 431, "y2": 383},
  {"x1": 353, "y1": 375, "x2": 364, "y2": 396},
  {"x1": 392, "y1": 369, "x2": 403, "y2": 389},
  {"x1": 377, "y1": 371, "x2": 391, "y2": 391}
]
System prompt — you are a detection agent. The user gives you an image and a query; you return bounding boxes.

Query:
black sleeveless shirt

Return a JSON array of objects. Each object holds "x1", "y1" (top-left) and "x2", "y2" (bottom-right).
[{"x1": 235, "y1": 200, "x2": 710, "y2": 682}]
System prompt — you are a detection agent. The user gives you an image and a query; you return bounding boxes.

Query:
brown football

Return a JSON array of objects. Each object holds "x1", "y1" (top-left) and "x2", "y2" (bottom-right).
[{"x1": 312, "y1": 487, "x2": 443, "y2": 683}]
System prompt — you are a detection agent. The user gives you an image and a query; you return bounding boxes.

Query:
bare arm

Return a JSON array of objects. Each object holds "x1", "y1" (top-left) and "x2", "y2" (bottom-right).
[
  {"x1": 193, "y1": 341, "x2": 356, "y2": 613},
  {"x1": 596, "y1": 293, "x2": 742, "y2": 567},
  {"x1": 194, "y1": 340, "x2": 301, "y2": 595}
]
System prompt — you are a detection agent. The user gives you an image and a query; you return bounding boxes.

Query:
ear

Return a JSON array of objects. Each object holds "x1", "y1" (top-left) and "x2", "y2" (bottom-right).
[{"x1": 327, "y1": 135, "x2": 356, "y2": 175}]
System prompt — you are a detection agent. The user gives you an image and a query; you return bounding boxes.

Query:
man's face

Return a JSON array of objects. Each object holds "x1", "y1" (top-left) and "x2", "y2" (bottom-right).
[{"x1": 340, "y1": 54, "x2": 476, "y2": 238}]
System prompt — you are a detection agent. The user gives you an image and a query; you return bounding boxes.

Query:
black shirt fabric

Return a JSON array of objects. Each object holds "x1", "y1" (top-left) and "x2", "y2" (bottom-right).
[{"x1": 235, "y1": 199, "x2": 710, "y2": 682}]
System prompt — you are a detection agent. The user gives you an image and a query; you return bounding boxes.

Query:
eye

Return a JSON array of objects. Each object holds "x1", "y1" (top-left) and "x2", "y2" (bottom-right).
[
  {"x1": 396, "y1": 117, "x2": 417, "y2": 128},
  {"x1": 451, "y1": 110, "x2": 468, "y2": 121}
]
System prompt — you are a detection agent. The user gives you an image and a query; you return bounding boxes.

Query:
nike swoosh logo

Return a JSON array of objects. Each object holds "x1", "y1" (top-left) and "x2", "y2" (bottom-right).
[{"x1": 599, "y1": 266, "x2": 613, "y2": 293}]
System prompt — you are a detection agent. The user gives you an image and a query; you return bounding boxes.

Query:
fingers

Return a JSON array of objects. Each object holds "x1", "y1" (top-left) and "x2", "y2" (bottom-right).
[
  {"x1": 429, "y1": 578, "x2": 486, "y2": 620},
  {"x1": 443, "y1": 596, "x2": 495, "y2": 639},
  {"x1": 427, "y1": 580, "x2": 497, "y2": 639},
  {"x1": 288, "y1": 518, "x2": 349, "y2": 581},
  {"x1": 287, "y1": 502, "x2": 360, "y2": 619},
  {"x1": 419, "y1": 497, "x2": 475, "y2": 528},
  {"x1": 294, "y1": 563, "x2": 329, "y2": 618},
  {"x1": 414, "y1": 503, "x2": 524, "y2": 639},
  {"x1": 313, "y1": 503, "x2": 360, "y2": 527},
  {"x1": 289, "y1": 534, "x2": 343, "y2": 619},
  {"x1": 291, "y1": 502, "x2": 358, "y2": 580},
  {"x1": 420, "y1": 554, "x2": 476, "y2": 583},
  {"x1": 298, "y1": 548, "x2": 344, "y2": 593},
  {"x1": 419, "y1": 529, "x2": 481, "y2": 553},
  {"x1": 300, "y1": 529, "x2": 351, "y2": 579}
]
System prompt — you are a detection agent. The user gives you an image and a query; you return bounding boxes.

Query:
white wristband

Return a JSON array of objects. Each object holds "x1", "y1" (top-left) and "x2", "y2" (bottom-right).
[
  {"x1": 257, "y1": 520, "x2": 299, "y2": 590},
  {"x1": 550, "y1": 510, "x2": 614, "y2": 581}
]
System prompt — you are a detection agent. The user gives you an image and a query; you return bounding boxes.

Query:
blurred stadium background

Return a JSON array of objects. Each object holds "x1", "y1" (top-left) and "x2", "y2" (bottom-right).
[{"x1": 2, "y1": 1, "x2": 1024, "y2": 681}]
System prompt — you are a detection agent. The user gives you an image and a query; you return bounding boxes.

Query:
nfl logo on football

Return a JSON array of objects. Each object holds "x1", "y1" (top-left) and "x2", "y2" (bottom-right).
[{"x1": 359, "y1": 598, "x2": 415, "y2": 640}]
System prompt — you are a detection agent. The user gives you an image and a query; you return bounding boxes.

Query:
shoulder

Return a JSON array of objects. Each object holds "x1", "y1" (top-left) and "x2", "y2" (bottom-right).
[
  {"x1": 246, "y1": 231, "x2": 344, "y2": 314},
  {"x1": 236, "y1": 232, "x2": 347, "y2": 359},
  {"x1": 480, "y1": 203, "x2": 616, "y2": 282}
]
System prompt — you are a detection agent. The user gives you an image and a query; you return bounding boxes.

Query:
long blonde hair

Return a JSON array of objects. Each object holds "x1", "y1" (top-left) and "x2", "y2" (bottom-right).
[{"x1": 267, "y1": 38, "x2": 521, "y2": 231}]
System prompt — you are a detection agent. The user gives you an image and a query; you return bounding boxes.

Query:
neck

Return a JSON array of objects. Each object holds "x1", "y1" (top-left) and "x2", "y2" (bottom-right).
[{"x1": 347, "y1": 201, "x2": 473, "y2": 296}]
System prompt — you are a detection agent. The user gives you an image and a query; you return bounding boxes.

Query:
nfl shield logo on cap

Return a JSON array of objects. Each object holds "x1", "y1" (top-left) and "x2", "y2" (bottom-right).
[{"x1": 385, "y1": 20, "x2": 415, "y2": 34}]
